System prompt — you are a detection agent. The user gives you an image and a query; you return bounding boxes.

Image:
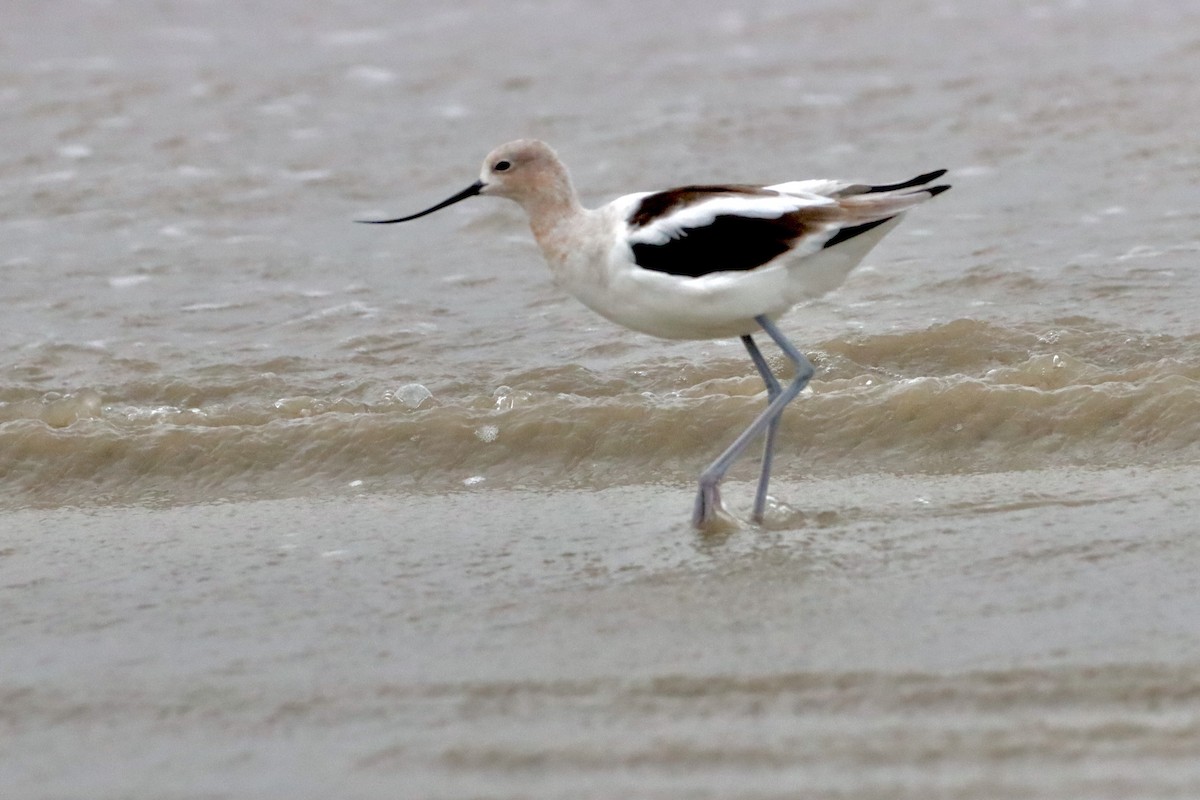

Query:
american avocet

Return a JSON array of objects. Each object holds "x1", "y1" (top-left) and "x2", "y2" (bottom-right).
[{"x1": 361, "y1": 139, "x2": 949, "y2": 529}]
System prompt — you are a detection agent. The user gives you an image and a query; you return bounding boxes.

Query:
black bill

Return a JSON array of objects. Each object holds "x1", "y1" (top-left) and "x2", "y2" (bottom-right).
[{"x1": 356, "y1": 179, "x2": 485, "y2": 224}]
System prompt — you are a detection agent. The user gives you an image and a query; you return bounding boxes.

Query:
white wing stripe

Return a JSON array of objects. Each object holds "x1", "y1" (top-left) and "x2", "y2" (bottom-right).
[{"x1": 628, "y1": 194, "x2": 832, "y2": 246}]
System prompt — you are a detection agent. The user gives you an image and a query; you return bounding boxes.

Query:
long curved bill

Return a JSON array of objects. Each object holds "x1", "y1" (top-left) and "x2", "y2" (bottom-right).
[{"x1": 356, "y1": 180, "x2": 484, "y2": 224}]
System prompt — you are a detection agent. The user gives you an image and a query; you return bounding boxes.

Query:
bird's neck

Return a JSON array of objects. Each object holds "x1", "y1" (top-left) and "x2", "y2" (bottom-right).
[
  {"x1": 524, "y1": 176, "x2": 583, "y2": 229},
  {"x1": 523, "y1": 176, "x2": 587, "y2": 263}
]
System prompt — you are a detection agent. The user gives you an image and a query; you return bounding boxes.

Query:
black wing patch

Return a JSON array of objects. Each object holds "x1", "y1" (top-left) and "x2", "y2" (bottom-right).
[
  {"x1": 631, "y1": 213, "x2": 811, "y2": 278},
  {"x1": 822, "y1": 216, "x2": 894, "y2": 249}
]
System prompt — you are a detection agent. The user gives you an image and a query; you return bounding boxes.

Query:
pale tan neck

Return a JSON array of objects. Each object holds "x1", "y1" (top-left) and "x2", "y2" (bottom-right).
[
  {"x1": 524, "y1": 169, "x2": 583, "y2": 224},
  {"x1": 523, "y1": 175, "x2": 586, "y2": 254}
]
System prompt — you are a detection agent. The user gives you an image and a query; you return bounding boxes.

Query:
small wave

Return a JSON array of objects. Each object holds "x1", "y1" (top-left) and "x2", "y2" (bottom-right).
[{"x1": 1, "y1": 319, "x2": 1197, "y2": 509}]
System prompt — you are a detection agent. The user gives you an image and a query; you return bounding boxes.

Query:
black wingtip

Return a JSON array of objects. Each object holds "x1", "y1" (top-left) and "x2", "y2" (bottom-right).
[
  {"x1": 926, "y1": 185, "x2": 951, "y2": 197},
  {"x1": 865, "y1": 169, "x2": 949, "y2": 194}
]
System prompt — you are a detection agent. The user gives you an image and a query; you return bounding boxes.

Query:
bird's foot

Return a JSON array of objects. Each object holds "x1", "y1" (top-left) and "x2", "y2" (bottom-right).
[
  {"x1": 692, "y1": 483, "x2": 740, "y2": 533},
  {"x1": 753, "y1": 495, "x2": 808, "y2": 529}
]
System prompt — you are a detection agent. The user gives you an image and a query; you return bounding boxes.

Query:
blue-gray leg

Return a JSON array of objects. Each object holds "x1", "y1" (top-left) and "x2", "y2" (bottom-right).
[
  {"x1": 741, "y1": 334, "x2": 781, "y2": 522},
  {"x1": 692, "y1": 315, "x2": 815, "y2": 529}
]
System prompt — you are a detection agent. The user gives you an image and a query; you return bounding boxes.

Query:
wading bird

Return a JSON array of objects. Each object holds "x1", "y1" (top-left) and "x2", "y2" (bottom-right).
[{"x1": 360, "y1": 139, "x2": 948, "y2": 529}]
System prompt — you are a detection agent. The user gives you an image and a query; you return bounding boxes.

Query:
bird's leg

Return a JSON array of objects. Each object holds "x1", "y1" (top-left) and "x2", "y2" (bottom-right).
[
  {"x1": 693, "y1": 315, "x2": 814, "y2": 529},
  {"x1": 741, "y1": 335, "x2": 781, "y2": 523},
  {"x1": 753, "y1": 316, "x2": 816, "y2": 520}
]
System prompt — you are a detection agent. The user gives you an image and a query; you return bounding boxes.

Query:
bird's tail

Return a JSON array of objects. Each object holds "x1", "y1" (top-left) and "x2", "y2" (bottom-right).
[{"x1": 834, "y1": 170, "x2": 950, "y2": 223}]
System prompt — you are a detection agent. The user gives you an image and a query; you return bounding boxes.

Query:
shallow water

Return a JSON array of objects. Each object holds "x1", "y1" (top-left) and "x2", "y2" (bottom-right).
[
  {"x1": 4, "y1": 317, "x2": 1199, "y2": 510},
  {"x1": 3, "y1": 0, "x2": 1200, "y2": 797}
]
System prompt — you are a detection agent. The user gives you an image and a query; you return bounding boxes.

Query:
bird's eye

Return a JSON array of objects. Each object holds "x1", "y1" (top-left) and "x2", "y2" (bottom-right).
[{"x1": 493, "y1": 160, "x2": 511, "y2": 172}]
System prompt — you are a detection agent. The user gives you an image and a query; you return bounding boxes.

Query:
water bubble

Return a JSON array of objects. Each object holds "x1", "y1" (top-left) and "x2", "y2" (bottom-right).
[
  {"x1": 463, "y1": 475, "x2": 486, "y2": 486},
  {"x1": 493, "y1": 385, "x2": 532, "y2": 411},
  {"x1": 493, "y1": 385, "x2": 514, "y2": 411},
  {"x1": 394, "y1": 383, "x2": 432, "y2": 409},
  {"x1": 475, "y1": 424, "x2": 499, "y2": 443}
]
